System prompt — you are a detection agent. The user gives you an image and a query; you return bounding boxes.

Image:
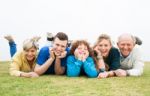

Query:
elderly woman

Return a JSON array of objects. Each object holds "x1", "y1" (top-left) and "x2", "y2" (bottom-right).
[
  {"x1": 4, "y1": 35, "x2": 40, "y2": 78},
  {"x1": 67, "y1": 40, "x2": 98, "y2": 78}
]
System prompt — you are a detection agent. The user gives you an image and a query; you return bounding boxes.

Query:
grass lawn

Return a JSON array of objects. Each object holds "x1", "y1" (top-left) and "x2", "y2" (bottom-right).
[{"x1": 0, "y1": 61, "x2": 150, "y2": 96}]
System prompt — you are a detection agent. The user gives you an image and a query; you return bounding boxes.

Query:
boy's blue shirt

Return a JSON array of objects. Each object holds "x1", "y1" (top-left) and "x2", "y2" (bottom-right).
[{"x1": 36, "y1": 46, "x2": 70, "y2": 74}]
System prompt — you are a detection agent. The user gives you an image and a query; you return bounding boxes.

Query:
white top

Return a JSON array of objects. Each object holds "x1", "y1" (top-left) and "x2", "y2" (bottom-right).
[{"x1": 120, "y1": 45, "x2": 144, "y2": 76}]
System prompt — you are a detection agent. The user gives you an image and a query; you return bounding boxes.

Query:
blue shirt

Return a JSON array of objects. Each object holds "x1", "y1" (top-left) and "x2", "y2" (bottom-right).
[{"x1": 36, "y1": 46, "x2": 70, "y2": 74}]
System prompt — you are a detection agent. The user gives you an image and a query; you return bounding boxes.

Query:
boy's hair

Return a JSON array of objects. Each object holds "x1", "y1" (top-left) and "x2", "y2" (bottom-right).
[{"x1": 54, "y1": 32, "x2": 68, "y2": 41}]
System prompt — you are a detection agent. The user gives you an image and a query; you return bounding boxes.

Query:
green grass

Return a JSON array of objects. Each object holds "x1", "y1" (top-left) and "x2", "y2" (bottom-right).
[{"x1": 0, "y1": 61, "x2": 150, "y2": 96}]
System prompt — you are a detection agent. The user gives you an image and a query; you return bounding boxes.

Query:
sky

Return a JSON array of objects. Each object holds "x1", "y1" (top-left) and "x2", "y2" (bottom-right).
[{"x1": 0, "y1": 0, "x2": 150, "y2": 61}]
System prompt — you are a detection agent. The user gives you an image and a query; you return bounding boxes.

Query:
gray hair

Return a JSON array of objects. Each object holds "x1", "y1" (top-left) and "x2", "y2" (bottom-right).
[{"x1": 118, "y1": 33, "x2": 136, "y2": 44}]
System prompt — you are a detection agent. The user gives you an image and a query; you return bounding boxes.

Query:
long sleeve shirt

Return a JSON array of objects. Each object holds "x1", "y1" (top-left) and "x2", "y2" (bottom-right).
[
  {"x1": 104, "y1": 47, "x2": 120, "y2": 71},
  {"x1": 67, "y1": 55, "x2": 98, "y2": 78},
  {"x1": 120, "y1": 45, "x2": 144, "y2": 76},
  {"x1": 9, "y1": 51, "x2": 36, "y2": 76}
]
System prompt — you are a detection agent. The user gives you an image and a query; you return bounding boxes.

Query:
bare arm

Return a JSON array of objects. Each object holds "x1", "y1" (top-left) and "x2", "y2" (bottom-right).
[
  {"x1": 20, "y1": 72, "x2": 39, "y2": 78},
  {"x1": 54, "y1": 50, "x2": 67, "y2": 75},
  {"x1": 54, "y1": 58, "x2": 65, "y2": 75},
  {"x1": 34, "y1": 58, "x2": 54, "y2": 75},
  {"x1": 93, "y1": 45, "x2": 105, "y2": 70}
]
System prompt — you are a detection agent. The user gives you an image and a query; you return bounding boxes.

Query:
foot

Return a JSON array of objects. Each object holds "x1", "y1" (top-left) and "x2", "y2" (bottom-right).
[
  {"x1": 4, "y1": 35, "x2": 14, "y2": 42},
  {"x1": 31, "y1": 36, "x2": 41, "y2": 42},
  {"x1": 135, "y1": 36, "x2": 142, "y2": 45},
  {"x1": 47, "y1": 32, "x2": 54, "y2": 41},
  {"x1": 47, "y1": 32, "x2": 54, "y2": 38}
]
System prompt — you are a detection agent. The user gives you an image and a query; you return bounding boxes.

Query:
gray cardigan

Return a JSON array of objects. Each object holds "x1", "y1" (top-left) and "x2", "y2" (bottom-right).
[{"x1": 120, "y1": 45, "x2": 144, "y2": 76}]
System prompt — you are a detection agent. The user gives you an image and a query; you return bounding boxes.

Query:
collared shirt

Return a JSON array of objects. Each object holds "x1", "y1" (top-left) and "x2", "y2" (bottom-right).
[{"x1": 120, "y1": 45, "x2": 144, "y2": 76}]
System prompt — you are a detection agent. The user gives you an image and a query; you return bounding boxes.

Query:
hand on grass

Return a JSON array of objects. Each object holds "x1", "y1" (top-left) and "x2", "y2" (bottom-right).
[
  {"x1": 97, "y1": 72, "x2": 109, "y2": 79},
  {"x1": 114, "y1": 69, "x2": 127, "y2": 77}
]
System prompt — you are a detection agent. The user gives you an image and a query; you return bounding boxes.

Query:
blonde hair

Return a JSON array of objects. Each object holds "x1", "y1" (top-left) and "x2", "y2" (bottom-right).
[
  {"x1": 96, "y1": 34, "x2": 112, "y2": 45},
  {"x1": 23, "y1": 38, "x2": 39, "y2": 51}
]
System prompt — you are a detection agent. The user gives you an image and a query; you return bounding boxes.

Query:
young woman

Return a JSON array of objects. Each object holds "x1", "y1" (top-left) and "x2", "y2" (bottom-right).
[
  {"x1": 4, "y1": 35, "x2": 40, "y2": 78},
  {"x1": 93, "y1": 34, "x2": 120, "y2": 79},
  {"x1": 67, "y1": 40, "x2": 98, "y2": 78}
]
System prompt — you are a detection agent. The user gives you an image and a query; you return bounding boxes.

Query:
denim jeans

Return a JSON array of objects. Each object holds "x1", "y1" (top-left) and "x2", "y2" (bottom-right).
[{"x1": 9, "y1": 42, "x2": 17, "y2": 57}]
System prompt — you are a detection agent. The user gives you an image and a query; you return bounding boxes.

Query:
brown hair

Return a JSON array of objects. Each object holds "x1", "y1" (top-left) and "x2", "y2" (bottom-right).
[
  {"x1": 54, "y1": 32, "x2": 68, "y2": 42},
  {"x1": 96, "y1": 34, "x2": 112, "y2": 45},
  {"x1": 70, "y1": 40, "x2": 92, "y2": 56}
]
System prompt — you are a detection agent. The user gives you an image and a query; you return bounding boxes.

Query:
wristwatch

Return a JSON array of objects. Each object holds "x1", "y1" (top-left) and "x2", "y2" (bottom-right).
[{"x1": 99, "y1": 68, "x2": 105, "y2": 73}]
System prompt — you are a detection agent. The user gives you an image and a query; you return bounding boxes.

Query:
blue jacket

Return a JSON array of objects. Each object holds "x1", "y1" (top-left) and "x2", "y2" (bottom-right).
[{"x1": 67, "y1": 55, "x2": 98, "y2": 78}]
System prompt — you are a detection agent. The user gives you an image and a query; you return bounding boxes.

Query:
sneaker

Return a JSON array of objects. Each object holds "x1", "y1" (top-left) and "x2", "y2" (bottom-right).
[
  {"x1": 31, "y1": 36, "x2": 41, "y2": 42},
  {"x1": 135, "y1": 36, "x2": 142, "y2": 45},
  {"x1": 68, "y1": 40, "x2": 73, "y2": 47},
  {"x1": 47, "y1": 32, "x2": 54, "y2": 41},
  {"x1": 4, "y1": 35, "x2": 14, "y2": 42}
]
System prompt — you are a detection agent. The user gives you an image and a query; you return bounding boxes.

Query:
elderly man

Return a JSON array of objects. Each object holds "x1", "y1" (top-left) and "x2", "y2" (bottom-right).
[
  {"x1": 34, "y1": 32, "x2": 70, "y2": 75},
  {"x1": 115, "y1": 33, "x2": 144, "y2": 77}
]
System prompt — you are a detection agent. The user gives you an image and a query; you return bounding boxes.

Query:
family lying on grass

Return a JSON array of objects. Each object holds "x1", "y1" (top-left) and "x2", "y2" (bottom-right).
[{"x1": 4, "y1": 32, "x2": 144, "y2": 78}]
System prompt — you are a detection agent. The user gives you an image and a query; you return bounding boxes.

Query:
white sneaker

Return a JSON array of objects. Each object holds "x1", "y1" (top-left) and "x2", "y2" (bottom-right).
[{"x1": 4, "y1": 35, "x2": 14, "y2": 42}]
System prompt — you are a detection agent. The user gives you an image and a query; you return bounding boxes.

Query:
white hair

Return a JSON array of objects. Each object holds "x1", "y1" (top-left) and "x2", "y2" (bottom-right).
[{"x1": 118, "y1": 33, "x2": 136, "y2": 44}]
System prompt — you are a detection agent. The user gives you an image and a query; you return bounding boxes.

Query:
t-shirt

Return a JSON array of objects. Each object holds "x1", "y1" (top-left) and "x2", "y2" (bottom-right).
[{"x1": 36, "y1": 46, "x2": 70, "y2": 74}]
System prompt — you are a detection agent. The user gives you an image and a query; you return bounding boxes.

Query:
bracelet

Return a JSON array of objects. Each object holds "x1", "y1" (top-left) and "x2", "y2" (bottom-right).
[
  {"x1": 97, "y1": 55, "x2": 103, "y2": 60},
  {"x1": 99, "y1": 68, "x2": 105, "y2": 73}
]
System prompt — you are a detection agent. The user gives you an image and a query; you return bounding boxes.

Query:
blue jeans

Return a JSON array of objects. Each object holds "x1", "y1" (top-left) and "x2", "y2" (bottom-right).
[{"x1": 9, "y1": 42, "x2": 17, "y2": 57}]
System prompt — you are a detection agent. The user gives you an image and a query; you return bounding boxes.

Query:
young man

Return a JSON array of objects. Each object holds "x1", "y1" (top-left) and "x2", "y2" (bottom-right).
[
  {"x1": 34, "y1": 32, "x2": 70, "y2": 75},
  {"x1": 115, "y1": 33, "x2": 144, "y2": 77}
]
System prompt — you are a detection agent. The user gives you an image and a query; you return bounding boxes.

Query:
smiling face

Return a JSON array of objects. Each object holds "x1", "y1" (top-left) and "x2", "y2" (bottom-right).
[
  {"x1": 97, "y1": 39, "x2": 112, "y2": 58},
  {"x1": 76, "y1": 44, "x2": 89, "y2": 55},
  {"x1": 117, "y1": 35, "x2": 135, "y2": 57},
  {"x1": 53, "y1": 37, "x2": 68, "y2": 56},
  {"x1": 24, "y1": 47, "x2": 37, "y2": 61}
]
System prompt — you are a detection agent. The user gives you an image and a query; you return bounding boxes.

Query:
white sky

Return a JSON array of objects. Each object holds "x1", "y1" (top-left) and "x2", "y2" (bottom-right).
[{"x1": 0, "y1": 0, "x2": 150, "y2": 61}]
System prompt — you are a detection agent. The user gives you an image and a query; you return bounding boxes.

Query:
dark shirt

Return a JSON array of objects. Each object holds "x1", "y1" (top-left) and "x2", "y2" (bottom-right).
[{"x1": 104, "y1": 47, "x2": 120, "y2": 71}]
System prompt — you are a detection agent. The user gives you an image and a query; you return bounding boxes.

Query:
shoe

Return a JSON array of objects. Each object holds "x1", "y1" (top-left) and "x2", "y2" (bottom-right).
[
  {"x1": 135, "y1": 36, "x2": 142, "y2": 45},
  {"x1": 31, "y1": 36, "x2": 41, "y2": 42},
  {"x1": 47, "y1": 32, "x2": 54, "y2": 41},
  {"x1": 68, "y1": 40, "x2": 73, "y2": 47},
  {"x1": 4, "y1": 35, "x2": 14, "y2": 42}
]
